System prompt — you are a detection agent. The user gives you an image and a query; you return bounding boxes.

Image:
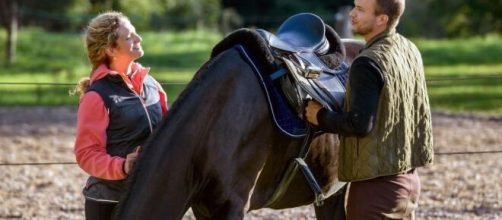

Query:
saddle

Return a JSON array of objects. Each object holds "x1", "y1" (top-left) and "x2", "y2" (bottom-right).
[
  {"x1": 211, "y1": 13, "x2": 349, "y2": 136},
  {"x1": 257, "y1": 13, "x2": 348, "y2": 113},
  {"x1": 256, "y1": 13, "x2": 349, "y2": 207}
]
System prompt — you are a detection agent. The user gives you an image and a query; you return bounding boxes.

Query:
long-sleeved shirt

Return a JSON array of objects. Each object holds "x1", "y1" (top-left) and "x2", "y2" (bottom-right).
[{"x1": 317, "y1": 57, "x2": 384, "y2": 136}]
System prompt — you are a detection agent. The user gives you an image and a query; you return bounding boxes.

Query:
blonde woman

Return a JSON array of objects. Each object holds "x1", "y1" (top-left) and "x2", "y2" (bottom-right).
[{"x1": 73, "y1": 11, "x2": 168, "y2": 219}]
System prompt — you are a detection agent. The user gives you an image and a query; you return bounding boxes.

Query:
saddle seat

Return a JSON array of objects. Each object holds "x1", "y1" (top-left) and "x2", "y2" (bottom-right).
[{"x1": 257, "y1": 13, "x2": 329, "y2": 54}]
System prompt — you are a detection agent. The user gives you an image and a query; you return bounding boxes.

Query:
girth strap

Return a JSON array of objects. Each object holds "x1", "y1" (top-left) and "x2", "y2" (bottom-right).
[
  {"x1": 263, "y1": 125, "x2": 317, "y2": 207},
  {"x1": 294, "y1": 157, "x2": 325, "y2": 206}
]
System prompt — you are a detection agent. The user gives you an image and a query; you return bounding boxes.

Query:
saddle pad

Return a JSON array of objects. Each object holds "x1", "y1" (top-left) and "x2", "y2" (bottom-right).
[{"x1": 234, "y1": 45, "x2": 308, "y2": 138}]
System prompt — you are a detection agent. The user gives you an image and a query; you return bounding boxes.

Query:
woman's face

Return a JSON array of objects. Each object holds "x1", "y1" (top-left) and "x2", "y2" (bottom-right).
[{"x1": 110, "y1": 19, "x2": 144, "y2": 64}]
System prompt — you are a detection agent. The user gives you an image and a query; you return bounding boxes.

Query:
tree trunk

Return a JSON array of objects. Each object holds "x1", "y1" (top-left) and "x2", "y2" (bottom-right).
[
  {"x1": 334, "y1": 6, "x2": 353, "y2": 39},
  {"x1": 5, "y1": 0, "x2": 18, "y2": 65}
]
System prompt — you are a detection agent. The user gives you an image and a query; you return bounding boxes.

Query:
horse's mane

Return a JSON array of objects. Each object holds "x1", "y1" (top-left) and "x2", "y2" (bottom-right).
[
  {"x1": 114, "y1": 50, "x2": 232, "y2": 218},
  {"x1": 211, "y1": 28, "x2": 277, "y2": 74}
]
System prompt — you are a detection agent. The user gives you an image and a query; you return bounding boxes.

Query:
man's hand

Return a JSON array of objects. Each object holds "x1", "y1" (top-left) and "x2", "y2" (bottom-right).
[{"x1": 305, "y1": 100, "x2": 323, "y2": 126}]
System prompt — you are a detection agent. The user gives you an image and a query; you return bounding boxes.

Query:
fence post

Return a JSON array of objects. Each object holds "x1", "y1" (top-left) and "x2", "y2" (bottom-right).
[{"x1": 334, "y1": 6, "x2": 353, "y2": 38}]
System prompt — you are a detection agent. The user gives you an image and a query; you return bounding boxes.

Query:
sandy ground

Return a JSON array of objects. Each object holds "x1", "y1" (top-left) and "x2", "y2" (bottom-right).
[{"x1": 0, "y1": 106, "x2": 500, "y2": 219}]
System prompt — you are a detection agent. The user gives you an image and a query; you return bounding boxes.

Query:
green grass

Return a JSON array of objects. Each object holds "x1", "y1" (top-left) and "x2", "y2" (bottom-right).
[
  {"x1": 0, "y1": 29, "x2": 501, "y2": 114},
  {"x1": 414, "y1": 35, "x2": 502, "y2": 114},
  {"x1": 0, "y1": 28, "x2": 221, "y2": 105}
]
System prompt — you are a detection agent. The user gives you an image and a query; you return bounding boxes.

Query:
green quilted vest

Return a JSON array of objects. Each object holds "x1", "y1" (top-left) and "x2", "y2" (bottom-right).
[{"x1": 338, "y1": 28, "x2": 434, "y2": 182}]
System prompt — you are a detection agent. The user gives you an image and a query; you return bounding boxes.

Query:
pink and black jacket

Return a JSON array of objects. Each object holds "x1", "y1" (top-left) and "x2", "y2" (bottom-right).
[{"x1": 74, "y1": 63, "x2": 168, "y2": 203}]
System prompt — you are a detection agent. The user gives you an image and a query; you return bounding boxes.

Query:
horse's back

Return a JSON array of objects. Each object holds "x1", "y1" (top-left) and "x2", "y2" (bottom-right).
[{"x1": 342, "y1": 39, "x2": 365, "y2": 64}]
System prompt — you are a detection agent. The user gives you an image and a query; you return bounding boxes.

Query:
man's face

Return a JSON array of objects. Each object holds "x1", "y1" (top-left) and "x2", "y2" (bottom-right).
[{"x1": 350, "y1": 0, "x2": 378, "y2": 36}]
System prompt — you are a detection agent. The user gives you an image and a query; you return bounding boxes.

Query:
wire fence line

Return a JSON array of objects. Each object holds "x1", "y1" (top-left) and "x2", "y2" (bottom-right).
[
  {"x1": 1, "y1": 74, "x2": 502, "y2": 87},
  {"x1": 1, "y1": 150, "x2": 501, "y2": 166},
  {"x1": 0, "y1": 162, "x2": 77, "y2": 166},
  {"x1": 435, "y1": 150, "x2": 502, "y2": 155},
  {"x1": 0, "y1": 75, "x2": 501, "y2": 166},
  {"x1": 425, "y1": 74, "x2": 502, "y2": 82},
  {"x1": 0, "y1": 82, "x2": 187, "y2": 86}
]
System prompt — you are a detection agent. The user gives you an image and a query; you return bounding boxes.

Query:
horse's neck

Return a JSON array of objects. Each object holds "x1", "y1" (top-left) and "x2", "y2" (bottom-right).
[{"x1": 117, "y1": 48, "x2": 278, "y2": 218}]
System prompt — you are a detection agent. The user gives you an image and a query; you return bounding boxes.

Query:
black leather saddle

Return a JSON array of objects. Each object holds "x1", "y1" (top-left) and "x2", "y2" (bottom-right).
[
  {"x1": 257, "y1": 13, "x2": 348, "y2": 113},
  {"x1": 258, "y1": 13, "x2": 329, "y2": 55}
]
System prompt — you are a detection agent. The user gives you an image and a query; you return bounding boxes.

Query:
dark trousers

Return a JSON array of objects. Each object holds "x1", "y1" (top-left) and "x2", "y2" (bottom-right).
[
  {"x1": 85, "y1": 199, "x2": 117, "y2": 220},
  {"x1": 346, "y1": 169, "x2": 420, "y2": 220}
]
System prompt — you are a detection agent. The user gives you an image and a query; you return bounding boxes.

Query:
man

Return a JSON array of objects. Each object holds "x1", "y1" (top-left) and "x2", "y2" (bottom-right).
[{"x1": 305, "y1": 0, "x2": 434, "y2": 219}]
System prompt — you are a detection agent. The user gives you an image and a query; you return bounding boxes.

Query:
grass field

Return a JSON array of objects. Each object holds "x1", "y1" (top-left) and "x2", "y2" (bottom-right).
[
  {"x1": 415, "y1": 36, "x2": 502, "y2": 114},
  {"x1": 0, "y1": 28, "x2": 220, "y2": 105},
  {"x1": 0, "y1": 29, "x2": 501, "y2": 114}
]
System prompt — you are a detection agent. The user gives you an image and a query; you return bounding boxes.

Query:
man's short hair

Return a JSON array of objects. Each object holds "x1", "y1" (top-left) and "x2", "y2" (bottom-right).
[{"x1": 374, "y1": 0, "x2": 405, "y2": 28}]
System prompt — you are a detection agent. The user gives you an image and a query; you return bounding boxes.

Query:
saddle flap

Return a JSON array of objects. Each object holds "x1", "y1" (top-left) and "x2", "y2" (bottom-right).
[
  {"x1": 281, "y1": 57, "x2": 348, "y2": 112},
  {"x1": 312, "y1": 74, "x2": 346, "y2": 111}
]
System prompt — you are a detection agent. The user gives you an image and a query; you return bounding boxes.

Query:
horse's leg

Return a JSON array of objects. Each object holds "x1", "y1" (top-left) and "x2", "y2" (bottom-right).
[{"x1": 314, "y1": 184, "x2": 347, "y2": 220}]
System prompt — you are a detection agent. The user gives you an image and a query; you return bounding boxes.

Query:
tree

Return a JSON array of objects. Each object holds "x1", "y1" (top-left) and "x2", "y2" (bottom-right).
[
  {"x1": 421, "y1": 0, "x2": 501, "y2": 37},
  {"x1": 19, "y1": 0, "x2": 84, "y2": 31},
  {"x1": 88, "y1": 0, "x2": 120, "y2": 13},
  {"x1": 221, "y1": 0, "x2": 353, "y2": 28},
  {"x1": 0, "y1": 0, "x2": 18, "y2": 65},
  {"x1": 152, "y1": 0, "x2": 221, "y2": 30}
]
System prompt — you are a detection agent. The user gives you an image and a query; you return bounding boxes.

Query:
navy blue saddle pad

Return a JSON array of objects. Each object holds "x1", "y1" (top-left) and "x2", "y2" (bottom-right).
[{"x1": 234, "y1": 45, "x2": 349, "y2": 138}]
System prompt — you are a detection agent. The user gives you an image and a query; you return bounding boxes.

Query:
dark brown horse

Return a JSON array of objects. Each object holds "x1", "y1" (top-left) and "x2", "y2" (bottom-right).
[{"x1": 114, "y1": 37, "x2": 364, "y2": 219}]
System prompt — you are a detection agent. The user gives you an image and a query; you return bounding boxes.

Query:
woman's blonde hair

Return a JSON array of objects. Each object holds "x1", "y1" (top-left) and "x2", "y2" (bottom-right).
[{"x1": 71, "y1": 11, "x2": 129, "y2": 98}]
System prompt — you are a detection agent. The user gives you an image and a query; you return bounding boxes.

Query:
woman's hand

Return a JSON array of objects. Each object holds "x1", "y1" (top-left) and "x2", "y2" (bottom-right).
[{"x1": 124, "y1": 146, "x2": 141, "y2": 175}]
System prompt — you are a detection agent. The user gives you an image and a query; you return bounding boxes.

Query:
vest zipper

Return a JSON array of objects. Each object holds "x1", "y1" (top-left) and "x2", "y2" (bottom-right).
[
  {"x1": 126, "y1": 83, "x2": 154, "y2": 133},
  {"x1": 137, "y1": 95, "x2": 153, "y2": 133},
  {"x1": 356, "y1": 138, "x2": 360, "y2": 157}
]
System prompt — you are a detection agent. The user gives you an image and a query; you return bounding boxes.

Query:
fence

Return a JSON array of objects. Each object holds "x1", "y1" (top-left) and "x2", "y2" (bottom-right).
[
  {"x1": 1, "y1": 148, "x2": 502, "y2": 167},
  {"x1": 2, "y1": 74, "x2": 502, "y2": 105},
  {"x1": 0, "y1": 81, "x2": 188, "y2": 106},
  {"x1": 1, "y1": 75, "x2": 501, "y2": 166}
]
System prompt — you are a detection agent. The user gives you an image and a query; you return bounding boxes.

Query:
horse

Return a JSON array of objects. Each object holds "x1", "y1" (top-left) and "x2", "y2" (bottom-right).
[{"x1": 114, "y1": 26, "x2": 365, "y2": 219}]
